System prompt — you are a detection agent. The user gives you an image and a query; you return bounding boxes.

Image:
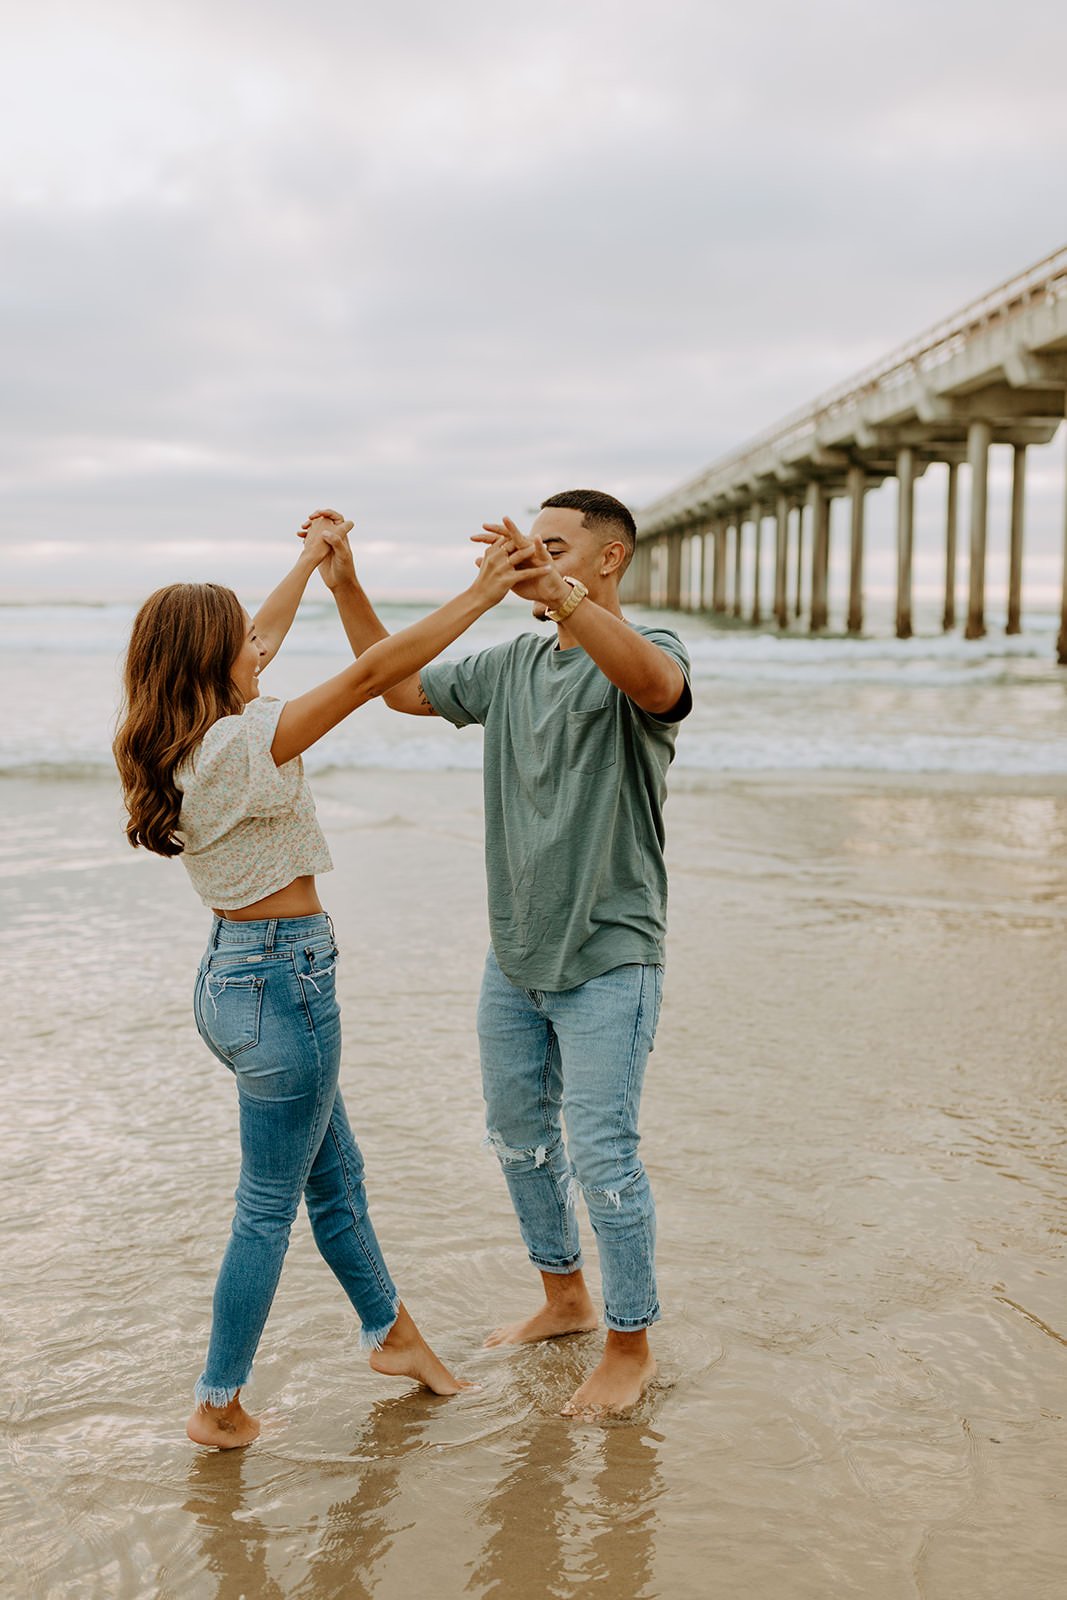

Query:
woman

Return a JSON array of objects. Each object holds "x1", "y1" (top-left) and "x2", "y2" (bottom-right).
[{"x1": 114, "y1": 515, "x2": 545, "y2": 1449}]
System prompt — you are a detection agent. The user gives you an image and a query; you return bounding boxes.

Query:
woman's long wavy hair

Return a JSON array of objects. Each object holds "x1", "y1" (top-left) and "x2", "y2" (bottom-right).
[{"x1": 114, "y1": 583, "x2": 247, "y2": 857}]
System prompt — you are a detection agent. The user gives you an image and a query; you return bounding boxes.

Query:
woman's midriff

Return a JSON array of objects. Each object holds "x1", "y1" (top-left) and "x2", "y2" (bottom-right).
[{"x1": 213, "y1": 875, "x2": 324, "y2": 922}]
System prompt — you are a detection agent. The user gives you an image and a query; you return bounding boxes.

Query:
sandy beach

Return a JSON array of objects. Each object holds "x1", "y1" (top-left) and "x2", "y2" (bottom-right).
[{"x1": 2, "y1": 763, "x2": 1066, "y2": 1598}]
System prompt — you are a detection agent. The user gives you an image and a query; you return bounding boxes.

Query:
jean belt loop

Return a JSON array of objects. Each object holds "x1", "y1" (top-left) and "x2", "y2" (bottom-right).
[
  {"x1": 210, "y1": 915, "x2": 222, "y2": 950},
  {"x1": 325, "y1": 910, "x2": 336, "y2": 946},
  {"x1": 264, "y1": 918, "x2": 278, "y2": 953}
]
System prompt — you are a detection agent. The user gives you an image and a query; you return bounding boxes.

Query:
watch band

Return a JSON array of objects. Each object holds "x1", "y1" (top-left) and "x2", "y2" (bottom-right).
[{"x1": 545, "y1": 576, "x2": 589, "y2": 623}]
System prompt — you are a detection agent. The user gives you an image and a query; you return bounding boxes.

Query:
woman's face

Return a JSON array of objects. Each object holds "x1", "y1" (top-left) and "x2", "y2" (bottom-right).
[{"x1": 231, "y1": 611, "x2": 267, "y2": 703}]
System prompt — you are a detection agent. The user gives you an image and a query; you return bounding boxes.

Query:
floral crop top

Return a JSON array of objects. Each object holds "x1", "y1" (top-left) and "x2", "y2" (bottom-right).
[{"x1": 175, "y1": 696, "x2": 332, "y2": 910}]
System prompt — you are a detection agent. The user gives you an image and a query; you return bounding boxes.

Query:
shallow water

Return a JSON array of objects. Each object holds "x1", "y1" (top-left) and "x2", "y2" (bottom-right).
[
  {"x1": 6, "y1": 599, "x2": 1067, "y2": 779},
  {"x1": 3, "y1": 769, "x2": 1067, "y2": 1598}
]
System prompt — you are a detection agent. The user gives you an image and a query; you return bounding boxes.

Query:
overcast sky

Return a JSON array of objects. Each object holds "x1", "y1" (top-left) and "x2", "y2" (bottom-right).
[{"x1": 3, "y1": 0, "x2": 1066, "y2": 602}]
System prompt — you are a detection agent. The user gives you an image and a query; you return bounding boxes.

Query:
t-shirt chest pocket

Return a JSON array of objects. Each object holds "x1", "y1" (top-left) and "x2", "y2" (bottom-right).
[{"x1": 564, "y1": 700, "x2": 618, "y2": 774}]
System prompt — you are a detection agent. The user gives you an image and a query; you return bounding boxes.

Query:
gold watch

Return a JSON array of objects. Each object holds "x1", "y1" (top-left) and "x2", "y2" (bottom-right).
[{"x1": 545, "y1": 576, "x2": 589, "y2": 623}]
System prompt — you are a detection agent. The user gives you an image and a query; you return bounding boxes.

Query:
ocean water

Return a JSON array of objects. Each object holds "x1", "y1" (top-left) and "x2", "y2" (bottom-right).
[{"x1": 4, "y1": 595, "x2": 1067, "y2": 780}]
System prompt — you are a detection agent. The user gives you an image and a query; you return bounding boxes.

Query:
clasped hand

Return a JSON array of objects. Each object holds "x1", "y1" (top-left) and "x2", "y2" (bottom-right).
[
  {"x1": 296, "y1": 508, "x2": 555, "y2": 606},
  {"x1": 298, "y1": 509, "x2": 355, "y2": 591},
  {"x1": 469, "y1": 523, "x2": 553, "y2": 605},
  {"x1": 474, "y1": 517, "x2": 569, "y2": 612}
]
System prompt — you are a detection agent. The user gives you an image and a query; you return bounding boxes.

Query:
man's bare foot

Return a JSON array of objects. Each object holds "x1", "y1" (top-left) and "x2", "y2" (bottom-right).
[
  {"x1": 368, "y1": 1302, "x2": 475, "y2": 1396},
  {"x1": 484, "y1": 1291, "x2": 599, "y2": 1348},
  {"x1": 186, "y1": 1393, "x2": 261, "y2": 1449},
  {"x1": 561, "y1": 1331, "x2": 657, "y2": 1416}
]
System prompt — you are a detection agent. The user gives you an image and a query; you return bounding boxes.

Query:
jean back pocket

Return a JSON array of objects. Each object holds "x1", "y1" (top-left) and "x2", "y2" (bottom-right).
[{"x1": 201, "y1": 971, "x2": 265, "y2": 1060}]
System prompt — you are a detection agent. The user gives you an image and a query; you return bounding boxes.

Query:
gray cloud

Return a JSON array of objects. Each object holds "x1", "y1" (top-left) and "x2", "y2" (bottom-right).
[{"x1": 3, "y1": 0, "x2": 1066, "y2": 597}]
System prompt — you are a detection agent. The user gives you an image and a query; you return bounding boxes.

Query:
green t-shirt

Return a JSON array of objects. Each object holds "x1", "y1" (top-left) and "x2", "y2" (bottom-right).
[{"x1": 421, "y1": 626, "x2": 691, "y2": 990}]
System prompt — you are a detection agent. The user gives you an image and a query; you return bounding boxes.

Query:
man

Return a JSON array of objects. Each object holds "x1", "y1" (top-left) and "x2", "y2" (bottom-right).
[{"x1": 307, "y1": 490, "x2": 690, "y2": 1415}]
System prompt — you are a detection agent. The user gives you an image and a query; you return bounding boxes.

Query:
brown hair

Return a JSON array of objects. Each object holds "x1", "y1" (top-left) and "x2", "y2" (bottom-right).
[{"x1": 113, "y1": 583, "x2": 247, "y2": 856}]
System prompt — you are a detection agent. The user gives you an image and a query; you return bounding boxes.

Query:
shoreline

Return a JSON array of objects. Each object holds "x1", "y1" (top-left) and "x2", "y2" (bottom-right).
[{"x1": 7, "y1": 764, "x2": 1067, "y2": 794}]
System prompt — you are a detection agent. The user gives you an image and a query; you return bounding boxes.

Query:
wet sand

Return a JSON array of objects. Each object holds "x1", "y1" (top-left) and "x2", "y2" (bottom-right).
[{"x1": 2, "y1": 768, "x2": 1067, "y2": 1598}]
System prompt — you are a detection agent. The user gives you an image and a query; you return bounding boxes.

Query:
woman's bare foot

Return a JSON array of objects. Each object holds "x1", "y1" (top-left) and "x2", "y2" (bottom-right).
[
  {"x1": 561, "y1": 1331, "x2": 657, "y2": 1417},
  {"x1": 368, "y1": 1302, "x2": 475, "y2": 1396},
  {"x1": 186, "y1": 1392, "x2": 261, "y2": 1449}
]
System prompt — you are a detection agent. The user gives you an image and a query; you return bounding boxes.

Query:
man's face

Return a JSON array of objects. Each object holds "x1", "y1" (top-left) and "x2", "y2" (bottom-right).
[{"x1": 526, "y1": 506, "x2": 602, "y2": 589}]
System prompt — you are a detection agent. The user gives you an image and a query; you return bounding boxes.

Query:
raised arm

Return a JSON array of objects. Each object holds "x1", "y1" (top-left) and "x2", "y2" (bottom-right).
[
  {"x1": 480, "y1": 520, "x2": 686, "y2": 716},
  {"x1": 269, "y1": 535, "x2": 549, "y2": 764},
  {"x1": 251, "y1": 516, "x2": 347, "y2": 667},
  {"x1": 543, "y1": 591, "x2": 685, "y2": 714},
  {"x1": 299, "y1": 508, "x2": 451, "y2": 716}
]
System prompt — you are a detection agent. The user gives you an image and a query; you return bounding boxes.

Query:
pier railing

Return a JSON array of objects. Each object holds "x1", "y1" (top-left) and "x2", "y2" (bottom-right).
[{"x1": 647, "y1": 243, "x2": 1067, "y2": 525}]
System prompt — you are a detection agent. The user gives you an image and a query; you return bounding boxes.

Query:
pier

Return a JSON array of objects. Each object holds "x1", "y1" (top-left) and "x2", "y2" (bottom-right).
[{"x1": 627, "y1": 245, "x2": 1067, "y2": 660}]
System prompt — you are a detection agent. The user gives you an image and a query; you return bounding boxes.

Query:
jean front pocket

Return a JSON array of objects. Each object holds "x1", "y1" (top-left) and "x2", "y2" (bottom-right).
[
  {"x1": 202, "y1": 971, "x2": 265, "y2": 1060},
  {"x1": 295, "y1": 942, "x2": 341, "y2": 1037},
  {"x1": 304, "y1": 942, "x2": 338, "y2": 981}
]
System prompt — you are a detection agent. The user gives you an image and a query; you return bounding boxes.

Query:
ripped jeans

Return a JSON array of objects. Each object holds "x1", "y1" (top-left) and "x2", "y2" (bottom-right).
[
  {"x1": 191, "y1": 913, "x2": 398, "y2": 1407},
  {"x1": 477, "y1": 948, "x2": 663, "y2": 1333}
]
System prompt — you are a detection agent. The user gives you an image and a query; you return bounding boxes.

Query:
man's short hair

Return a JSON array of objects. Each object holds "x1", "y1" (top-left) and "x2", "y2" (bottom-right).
[{"x1": 540, "y1": 489, "x2": 636, "y2": 574}]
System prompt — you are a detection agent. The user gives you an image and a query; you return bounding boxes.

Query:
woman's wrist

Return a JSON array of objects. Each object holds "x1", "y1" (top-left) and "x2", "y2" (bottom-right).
[{"x1": 462, "y1": 582, "x2": 496, "y2": 616}]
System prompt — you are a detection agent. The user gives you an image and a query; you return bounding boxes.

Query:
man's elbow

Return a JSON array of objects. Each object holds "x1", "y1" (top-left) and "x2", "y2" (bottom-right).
[
  {"x1": 634, "y1": 666, "x2": 687, "y2": 717},
  {"x1": 382, "y1": 675, "x2": 429, "y2": 715}
]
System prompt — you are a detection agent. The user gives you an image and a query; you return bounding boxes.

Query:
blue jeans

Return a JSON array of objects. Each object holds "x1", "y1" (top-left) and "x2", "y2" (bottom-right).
[
  {"x1": 477, "y1": 949, "x2": 663, "y2": 1332},
  {"x1": 191, "y1": 913, "x2": 398, "y2": 1407}
]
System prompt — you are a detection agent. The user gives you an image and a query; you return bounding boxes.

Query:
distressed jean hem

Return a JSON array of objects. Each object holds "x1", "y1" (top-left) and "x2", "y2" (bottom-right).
[
  {"x1": 194, "y1": 1371, "x2": 250, "y2": 1408},
  {"x1": 358, "y1": 1300, "x2": 401, "y2": 1352},
  {"x1": 603, "y1": 1304, "x2": 661, "y2": 1333}
]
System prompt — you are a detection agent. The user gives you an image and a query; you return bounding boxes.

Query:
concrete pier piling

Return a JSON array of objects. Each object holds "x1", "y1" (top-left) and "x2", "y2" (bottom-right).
[
  {"x1": 847, "y1": 466, "x2": 866, "y2": 635},
  {"x1": 943, "y1": 463, "x2": 958, "y2": 632},
  {"x1": 751, "y1": 505, "x2": 763, "y2": 625},
  {"x1": 1007, "y1": 443, "x2": 1026, "y2": 635},
  {"x1": 896, "y1": 446, "x2": 915, "y2": 640},
  {"x1": 808, "y1": 482, "x2": 829, "y2": 633},
  {"x1": 633, "y1": 244, "x2": 1067, "y2": 657},
  {"x1": 965, "y1": 419, "x2": 991, "y2": 641},
  {"x1": 774, "y1": 493, "x2": 790, "y2": 628},
  {"x1": 1059, "y1": 428, "x2": 1067, "y2": 666},
  {"x1": 794, "y1": 502, "x2": 805, "y2": 619},
  {"x1": 665, "y1": 532, "x2": 683, "y2": 610},
  {"x1": 713, "y1": 522, "x2": 727, "y2": 613}
]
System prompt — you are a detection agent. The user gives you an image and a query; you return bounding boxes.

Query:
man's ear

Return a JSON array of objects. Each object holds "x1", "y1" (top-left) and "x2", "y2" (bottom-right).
[{"x1": 600, "y1": 540, "x2": 628, "y2": 578}]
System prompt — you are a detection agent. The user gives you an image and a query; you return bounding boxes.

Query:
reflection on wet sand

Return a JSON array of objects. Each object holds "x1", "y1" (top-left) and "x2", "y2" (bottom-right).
[
  {"x1": 181, "y1": 1383, "x2": 665, "y2": 1600},
  {"x1": 183, "y1": 1395, "x2": 431, "y2": 1599},
  {"x1": 469, "y1": 1408, "x2": 662, "y2": 1600},
  {"x1": 184, "y1": 1451, "x2": 289, "y2": 1600}
]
